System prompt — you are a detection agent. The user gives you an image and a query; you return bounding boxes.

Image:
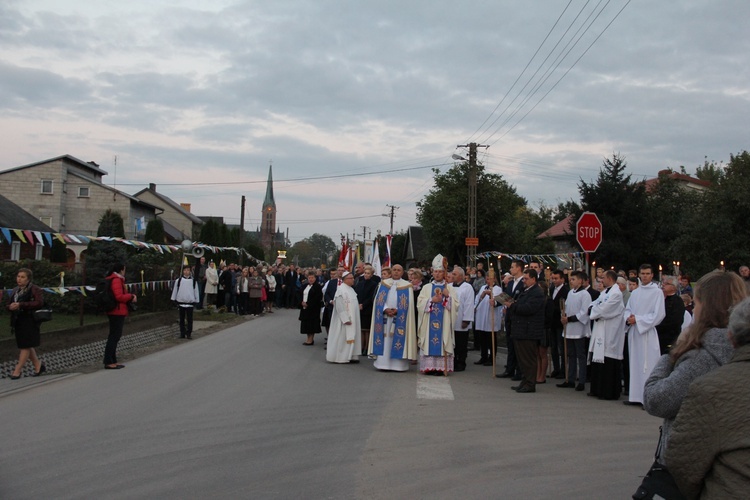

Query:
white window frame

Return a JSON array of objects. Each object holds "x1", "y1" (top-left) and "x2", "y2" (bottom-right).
[
  {"x1": 35, "y1": 243, "x2": 44, "y2": 261},
  {"x1": 41, "y1": 179, "x2": 54, "y2": 195},
  {"x1": 11, "y1": 241, "x2": 21, "y2": 261},
  {"x1": 78, "y1": 186, "x2": 90, "y2": 198},
  {"x1": 39, "y1": 216, "x2": 52, "y2": 227}
]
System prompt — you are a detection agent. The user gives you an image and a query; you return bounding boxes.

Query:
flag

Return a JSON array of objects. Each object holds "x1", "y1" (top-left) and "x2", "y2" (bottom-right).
[
  {"x1": 372, "y1": 239, "x2": 382, "y2": 277},
  {"x1": 384, "y1": 234, "x2": 392, "y2": 268},
  {"x1": 338, "y1": 239, "x2": 349, "y2": 268}
]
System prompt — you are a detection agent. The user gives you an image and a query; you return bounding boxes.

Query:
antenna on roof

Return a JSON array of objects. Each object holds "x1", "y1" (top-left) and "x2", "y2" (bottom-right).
[{"x1": 113, "y1": 155, "x2": 118, "y2": 201}]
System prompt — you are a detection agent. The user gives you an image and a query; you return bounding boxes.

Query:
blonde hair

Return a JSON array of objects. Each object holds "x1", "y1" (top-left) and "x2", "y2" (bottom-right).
[{"x1": 670, "y1": 271, "x2": 748, "y2": 362}]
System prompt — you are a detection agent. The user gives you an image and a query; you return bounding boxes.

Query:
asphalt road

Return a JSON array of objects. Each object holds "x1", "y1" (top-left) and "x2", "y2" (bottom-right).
[{"x1": 0, "y1": 309, "x2": 659, "y2": 499}]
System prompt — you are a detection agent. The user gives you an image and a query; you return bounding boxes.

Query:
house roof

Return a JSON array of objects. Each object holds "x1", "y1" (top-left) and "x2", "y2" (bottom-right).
[
  {"x1": 133, "y1": 186, "x2": 204, "y2": 225},
  {"x1": 0, "y1": 193, "x2": 54, "y2": 231},
  {"x1": 1, "y1": 154, "x2": 109, "y2": 177},
  {"x1": 643, "y1": 169, "x2": 711, "y2": 192},
  {"x1": 537, "y1": 214, "x2": 574, "y2": 239},
  {"x1": 66, "y1": 170, "x2": 162, "y2": 212}
]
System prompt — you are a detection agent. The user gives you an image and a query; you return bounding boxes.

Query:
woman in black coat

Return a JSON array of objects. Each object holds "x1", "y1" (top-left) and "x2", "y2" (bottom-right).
[
  {"x1": 355, "y1": 265, "x2": 379, "y2": 355},
  {"x1": 6, "y1": 268, "x2": 46, "y2": 379},
  {"x1": 299, "y1": 271, "x2": 323, "y2": 345}
]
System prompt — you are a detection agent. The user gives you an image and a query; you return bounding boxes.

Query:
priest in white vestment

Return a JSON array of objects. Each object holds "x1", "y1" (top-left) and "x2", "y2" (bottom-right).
[
  {"x1": 623, "y1": 265, "x2": 666, "y2": 404},
  {"x1": 326, "y1": 272, "x2": 362, "y2": 363},
  {"x1": 588, "y1": 270, "x2": 626, "y2": 399},
  {"x1": 368, "y1": 265, "x2": 417, "y2": 371},
  {"x1": 417, "y1": 255, "x2": 459, "y2": 374}
]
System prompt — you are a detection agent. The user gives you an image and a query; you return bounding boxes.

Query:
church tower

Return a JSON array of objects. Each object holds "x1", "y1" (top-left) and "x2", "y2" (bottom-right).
[{"x1": 261, "y1": 164, "x2": 277, "y2": 250}]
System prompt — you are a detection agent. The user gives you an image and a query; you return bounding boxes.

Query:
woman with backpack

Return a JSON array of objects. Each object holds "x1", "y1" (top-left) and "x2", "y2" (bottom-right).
[
  {"x1": 6, "y1": 268, "x2": 46, "y2": 379},
  {"x1": 104, "y1": 261, "x2": 136, "y2": 370}
]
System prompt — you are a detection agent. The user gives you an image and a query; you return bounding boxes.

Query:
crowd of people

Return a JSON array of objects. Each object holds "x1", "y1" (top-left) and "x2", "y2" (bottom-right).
[{"x1": 5, "y1": 255, "x2": 750, "y2": 498}]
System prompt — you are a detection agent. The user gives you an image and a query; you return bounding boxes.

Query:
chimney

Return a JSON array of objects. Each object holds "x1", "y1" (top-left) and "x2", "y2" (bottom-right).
[
  {"x1": 149, "y1": 183, "x2": 156, "y2": 191},
  {"x1": 180, "y1": 203, "x2": 192, "y2": 213}
]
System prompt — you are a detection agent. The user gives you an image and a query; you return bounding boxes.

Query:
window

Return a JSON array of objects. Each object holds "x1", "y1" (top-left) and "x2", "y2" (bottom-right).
[
  {"x1": 41, "y1": 179, "x2": 53, "y2": 194},
  {"x1": 61, "y1": 213, "x2": 66, "y2": 227},
  {"x1": 78, "y1": 186, "x2": 90, "y2": 198},
  {"x1": 11, "y1": 241, "x2": 21, "y2": 261},
  {"x1": 39, "y1": 216, "x2": 52, "y2": 227},
  {"x1": 35, "y1": 243, "x2": 44, "y2": 261}
]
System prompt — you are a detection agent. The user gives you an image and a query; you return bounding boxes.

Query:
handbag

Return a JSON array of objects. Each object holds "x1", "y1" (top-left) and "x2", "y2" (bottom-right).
[
  {"x1": 33, "y1": 309, "x2": 53, "y2": 322},
  {"x1": 632, "y1": 427, "x2": 686, "y2": 500}
]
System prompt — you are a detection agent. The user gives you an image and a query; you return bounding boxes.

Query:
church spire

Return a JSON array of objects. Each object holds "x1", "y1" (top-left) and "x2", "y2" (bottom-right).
[{"x1": 263, "y1": 164, "x2": 275, "y2": 208}]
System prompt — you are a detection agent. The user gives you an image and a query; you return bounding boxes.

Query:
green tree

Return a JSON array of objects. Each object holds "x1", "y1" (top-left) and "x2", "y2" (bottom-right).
[
  {"x1": 144, "y1": 218, "x2": 165, "y2": 243},
  {"x1": 416, "y1": 162, "x2": 529, "y2": 265},
  {"x1": 573, "y1": 153, "x2": 650, "y2": 270},
  {"x1": 695, "y1": 158, "x2": 724, "y2": 184},
  {"x1": 86, "y1": 210, "x2": 128, "y2": 282},
  {"x1": 676, "y1": 151, "x2": 750, "y2": 276}
]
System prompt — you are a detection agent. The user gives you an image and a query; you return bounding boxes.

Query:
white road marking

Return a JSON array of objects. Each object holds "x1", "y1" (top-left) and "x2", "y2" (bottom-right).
[{"x1": 416, "y1": 375, "x2": 455, "y2": 400}]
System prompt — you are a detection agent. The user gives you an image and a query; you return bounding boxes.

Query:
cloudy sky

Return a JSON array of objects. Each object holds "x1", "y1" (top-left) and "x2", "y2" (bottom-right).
[{"x1": 2, "y1": 1, "x2": 749, "y2": 246}]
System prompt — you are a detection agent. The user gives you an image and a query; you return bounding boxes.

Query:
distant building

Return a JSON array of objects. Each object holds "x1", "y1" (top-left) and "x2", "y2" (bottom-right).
[
  {"x1": 133, "y1": 183, "x2": 204, "y2": 243},
  {"x1": 246, "y1": 165, "x2": 287, "y2": 252},
  {"x1": 0, "y1": 193, "x2": 54, "y2": 262}
]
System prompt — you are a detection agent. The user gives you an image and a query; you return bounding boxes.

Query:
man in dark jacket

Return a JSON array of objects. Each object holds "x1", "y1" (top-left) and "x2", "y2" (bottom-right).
[
  {"x1": 656, "y1": 275, "x2": 685, "y2": 354},
  {"x1": 549, "y1": 269, "x2": 569, "y2": 378},
  {"x1": 508, "y1": 269, "x2": 546, "y2": 393}
]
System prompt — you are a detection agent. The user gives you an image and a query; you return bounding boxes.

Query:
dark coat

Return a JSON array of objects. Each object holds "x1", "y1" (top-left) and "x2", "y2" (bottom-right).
[
  {"x1": 299, "y1": 281, "x2": 323, "y2": 334},
  {"x1": 6, "y1": 283, "x2": 44, "y2": 349},
  {"x1": 657, "y1": 293, "x2": 686, "y2": 351},
  {"x1": 321, "y1": 279, "x2": 339, "y2": 328},
  {"x1": 508, "y1": 283, "x2": 546, "y2": 341},
  {"x1": 354, "y1": 276, "x2": 379, "y2": 328},
  {"x1": 504, "y1": 277, "x2": 525, "y2": 333},
  {"x1": 550, "y1": 284, "x2": 570, "y2": 330}
]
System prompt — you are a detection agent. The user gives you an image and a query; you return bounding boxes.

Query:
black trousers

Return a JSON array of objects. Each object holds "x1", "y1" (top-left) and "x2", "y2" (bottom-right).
[
  {"x1": 550, "y1": 326, "x2": 564, "y2": 373},
  {"x1": 179, "y1": 306, "x2": 194, "y2": 338},
  {"x1": 505, "y1": 331, "x2": 520, "y2": 376},
  {"x1": 514, "y1": 339, "x2": 539, "y2": 390},
  {"x1": 476, "y1": 330, "x2": 492, "y2": 362},
  {"x1": 104, "y1": 315, "x2": 126, "y2": 365},
  {"x1": 454, "y1": 330, "x2": 469, "y2": 370}
]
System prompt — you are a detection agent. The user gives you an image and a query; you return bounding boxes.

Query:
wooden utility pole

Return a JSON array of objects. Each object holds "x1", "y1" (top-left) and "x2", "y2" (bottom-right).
[{"x1": 385, "y1": 204, "x2": 398, "y2": 235}]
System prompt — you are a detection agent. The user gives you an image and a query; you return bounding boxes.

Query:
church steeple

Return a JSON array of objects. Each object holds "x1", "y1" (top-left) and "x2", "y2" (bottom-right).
[
  {"x1": 261, "y1": 164, "x2": 277, "y2": 250},
  {"x1": 263, "y1": 164, "x2": 275, "y2": 209}
]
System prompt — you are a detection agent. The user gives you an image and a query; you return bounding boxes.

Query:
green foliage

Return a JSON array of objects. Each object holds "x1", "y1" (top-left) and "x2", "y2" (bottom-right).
[
  {"x1": 97, "y1": 209, "x2": 126, "y2": 238},
  {"x1": 416, "y1": 162, "x2": 539, "y2": 265},
  {"x1": 144, "y1": 218, "x2": 165, "y2": 243},
  {"x1": 675, "y1": 151, "x2": 750, "y2": 276},
  {"x1": 0, "y1": 260, "x2": 83, "y2": 314},
  {"x1": 695, "y1": 158, "x2": 724, "y2": 184},
  {"x1": 50, "y1": 239, "x2": 68, "y2": 263},
  {"x1": 573, "y1": 153, "x2": 651, "y2": 270}
]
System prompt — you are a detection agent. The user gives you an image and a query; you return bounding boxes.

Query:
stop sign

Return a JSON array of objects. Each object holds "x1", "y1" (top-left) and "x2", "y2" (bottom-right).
[{"x1": 576, "y1": 212, "x2": 602, "y2": 253}]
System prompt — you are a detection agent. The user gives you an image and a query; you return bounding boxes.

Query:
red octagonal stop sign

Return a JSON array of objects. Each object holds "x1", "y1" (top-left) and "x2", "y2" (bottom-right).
[{"x1": 576, "y1": 212, "x2": 602, "y2": 253}]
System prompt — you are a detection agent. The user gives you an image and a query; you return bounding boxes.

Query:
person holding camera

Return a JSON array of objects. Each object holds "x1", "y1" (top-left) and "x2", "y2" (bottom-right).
[
  {"x1": 5, "y1": 268, "x2": 46, "y2": 379},
  {"x1": 104, "y1": 261, "x2": 136, "y2": 369}
]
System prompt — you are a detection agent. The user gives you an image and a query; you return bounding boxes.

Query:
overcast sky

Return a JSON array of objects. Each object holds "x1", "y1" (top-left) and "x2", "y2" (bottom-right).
[{"x1": 2, "y1": 1, "x2": 749, "y2": 247}]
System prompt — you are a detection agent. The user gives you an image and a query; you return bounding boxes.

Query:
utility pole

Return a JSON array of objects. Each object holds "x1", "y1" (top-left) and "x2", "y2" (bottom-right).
[
  {"x1": 385, "y1": 204, "x2": 398, "y2": 235},
  {"x1": 239, "y1": 195, "x2": 246, "y2": 265},
  {"x1": 456, "y1": 142, "x2": 488, "y2": 266}
]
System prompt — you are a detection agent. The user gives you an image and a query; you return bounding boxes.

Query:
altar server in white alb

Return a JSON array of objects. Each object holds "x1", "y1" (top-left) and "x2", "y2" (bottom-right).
[
  {"x1": 417, "y1": 255, "x2": 459, "y2": 374},
  {"x1": 368, "y1": 264, "x2": 417, "y2": 371},
  {"x1": 588, "y1": 270, "x2": 626, "y2": 400},
  {"x1": 451, "y1": 266, "x2": 476, "y2": 372},
  {"x1": 326, "y1": 272, "x2": 362, "y2": 364},
  {"x1": 558, "y1": 270, "x2": 591, "y2": 390},
  {"x1": 473, "y1": 270, "x2": 503, "y2": 367},
  {"x1": 623, "y1": 264, "x2": 665, "y2": 405}
]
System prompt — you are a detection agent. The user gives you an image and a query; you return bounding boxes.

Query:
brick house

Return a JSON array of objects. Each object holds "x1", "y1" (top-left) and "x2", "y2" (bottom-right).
[
  {"x1": 0, "y1": 155, "x2": 161, "y2": 264},
  {"x1": 132, "y1": 184, "x2": 203, "y2": 242}
]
